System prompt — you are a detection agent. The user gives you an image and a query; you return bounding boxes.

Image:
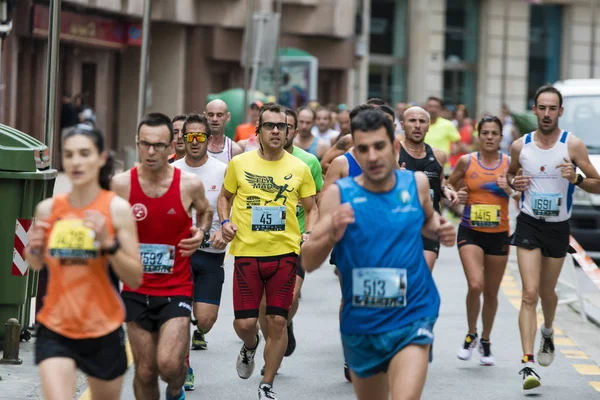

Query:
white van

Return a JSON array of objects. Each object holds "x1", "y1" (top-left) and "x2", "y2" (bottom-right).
[{"x1": 553, "y1": 79, "x2": 600, "y2": 258}]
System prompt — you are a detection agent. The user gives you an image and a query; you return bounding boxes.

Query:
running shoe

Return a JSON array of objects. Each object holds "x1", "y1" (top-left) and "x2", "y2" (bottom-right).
[
  {"x1": 166, "y1": 386, "x2": 185, "y2": 400},
  {"x1": 478, "y1": 340, "x2": 494, "y2": 366},
  {"x1": 537, "y1": 329, "x2": 555, "y2": 367},
  {"x1": 237, "y1": 334, "x2": 260, "y2": 379},
  {"x1": 344, "y1": 362, "x2": 352, "y2": 382},
  {"x1": 519, "y1": 365, "x2": 541, "y2": 390},
  {"x1": 184, "y1": 367, "x2": 195, "y2": 391},
  {"x1": 191, "y1": 330, "x2": 207, "y2": 350},
  {"x1": 284, "y1": 322, "x2": 296, "y2": 357},
  {"x1": 258, "y1": 383, "x2": 278, "y2": 400},
  {"x1": 457, "y1": 333, "x2": 478, "y2": 361}
]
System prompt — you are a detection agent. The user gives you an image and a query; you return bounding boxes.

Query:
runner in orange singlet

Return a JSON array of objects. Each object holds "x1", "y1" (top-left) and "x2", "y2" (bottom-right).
[{"x1": 25, "y1": 127, "x2": 143, "y2": 400}]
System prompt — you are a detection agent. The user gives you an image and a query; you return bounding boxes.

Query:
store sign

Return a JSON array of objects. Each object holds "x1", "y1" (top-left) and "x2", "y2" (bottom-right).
[
  {"x1": 32, "y1": 4, "x2": 142, "y2": 49},
  {"x1": 257, "y1": 56, "x2": 318, "y2": 110}
]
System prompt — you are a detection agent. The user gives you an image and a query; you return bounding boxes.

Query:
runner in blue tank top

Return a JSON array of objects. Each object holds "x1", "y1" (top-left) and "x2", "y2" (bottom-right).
[{"x1": 302, "y1": 109, "x2": 456, "y2": 400}]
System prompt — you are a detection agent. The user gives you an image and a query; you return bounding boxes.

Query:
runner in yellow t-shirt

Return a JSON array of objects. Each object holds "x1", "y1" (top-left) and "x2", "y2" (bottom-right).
[
  {"x1": 217, "y1": 103, "x2": 317, "y2": 400},
  {"x1": 424, "y1": 96, "x2": 462, "y2": 174}
]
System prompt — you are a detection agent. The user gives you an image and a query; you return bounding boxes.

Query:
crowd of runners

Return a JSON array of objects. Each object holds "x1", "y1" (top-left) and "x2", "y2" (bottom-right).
[{"x1": 23, "y1": 84, "x2": 600, "y2": 399}]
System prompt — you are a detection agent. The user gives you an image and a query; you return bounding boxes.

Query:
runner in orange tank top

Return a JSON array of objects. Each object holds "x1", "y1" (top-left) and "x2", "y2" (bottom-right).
[
  {"x1": 448, "y1": 116, "x2": 521, "y2": 367},
  {"x1": 25, "y1": 127, "x2": 142, "y2": 400}
]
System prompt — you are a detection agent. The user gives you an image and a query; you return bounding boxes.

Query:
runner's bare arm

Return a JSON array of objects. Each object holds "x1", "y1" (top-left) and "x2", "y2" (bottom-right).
[
  {"x1": 108, "y1": 196, "x2": 143, "y2": 289},
  {"x1": 447, "y1": 154, "x2": 469, "y2": 189},
  {"x1": 300, "y1": 195, "x2": 318, "y2": 235},
  {"x1": 568, "y1": 136, "x2": 600, "y2": 194},
  {"x1": 320, "y1": 136, "x2": 351, "y2": 173},
  {"x1": 301, "y1": 185, "x2": 348, "y2": 272},
  {"x1": 178, "y1": 177, "x2": 212, "y2": 256},
  {"x1": 110, "y1": 171, "x2": 132, "y2": 200},
  {"x1": 25, "y1": 198, "x2": 53, "y2": 271},
  {"x1": 506, "y1": 138, "x2": 524, "y2": 185},
  {"x1": 217, "y1": 187, "x2": 237, "y2": 242},
  {"x1": 415, "y1": 171, "x2": 440, "y2": 240},
  {"x1": 237, "y1": 139, "x2": 248, "y2": 151},
  {"x1": 231, "y1": 140, "x2": 243, "y2": 157},
  {"x1": 321, "y1": 155, "x2": 349, "y2": 198}
]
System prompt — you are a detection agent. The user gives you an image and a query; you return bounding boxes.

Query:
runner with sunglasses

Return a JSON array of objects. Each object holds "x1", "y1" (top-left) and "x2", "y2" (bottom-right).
[
  {"x1": 447, "y1": 115, "x2": 518, "y2": 366},
  {"x1": 172, "y1": 114, "x2": 228, "y2": 391},
  {"x1": 217, "y1": 103, "x2": 317, "y2": 400}
]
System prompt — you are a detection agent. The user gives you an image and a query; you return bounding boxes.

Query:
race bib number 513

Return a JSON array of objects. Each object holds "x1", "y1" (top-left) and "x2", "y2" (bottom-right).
[{"x1": 352, "y1": 268, "x2": 407, "y2": 308}]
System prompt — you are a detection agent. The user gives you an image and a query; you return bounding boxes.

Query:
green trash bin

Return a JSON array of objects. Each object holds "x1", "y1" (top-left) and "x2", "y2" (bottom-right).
[{"x1": 0, "y1": 124, "x2": 57, "y2": 340}]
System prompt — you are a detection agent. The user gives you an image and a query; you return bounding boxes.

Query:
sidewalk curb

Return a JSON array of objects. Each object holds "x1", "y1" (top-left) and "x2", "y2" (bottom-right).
[{"x1": 568, "y1": 300, "x2": 600, "y2": 329}]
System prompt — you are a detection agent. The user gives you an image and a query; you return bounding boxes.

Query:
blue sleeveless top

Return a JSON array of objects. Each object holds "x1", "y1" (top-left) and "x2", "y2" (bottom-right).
[
  {"x1": 332, "y1": 170, "x2": 440, "y2": 334},
  {"x1": 344, "y1": 152, "x2": 362, "y2": 178}
]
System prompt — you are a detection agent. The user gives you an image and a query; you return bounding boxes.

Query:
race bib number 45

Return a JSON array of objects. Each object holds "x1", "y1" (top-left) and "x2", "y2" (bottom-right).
[
  {"x1": 531, "y1": 192, "x2": 561, "y2": 217},
  {"x1": 352, "y1": 268, "x2": 407, "y2": 308},
  {"x1": 48, "y1": 219, "x2": 98, "y2": 259},
  {"x1": 251, "y1": 206, "x2": 286, "y2": 231},
  {"x1": 140, "y1": 243, "x2": 175, "y2": 274},
  {"x1": 470, "y1": 204, "x2": 500, "y2": 228}
]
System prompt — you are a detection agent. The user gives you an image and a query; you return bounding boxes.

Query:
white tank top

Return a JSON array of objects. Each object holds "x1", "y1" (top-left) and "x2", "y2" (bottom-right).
[
  {"x1": 519, "y1": 131, "x2": 574, "y2": 222},
  {"x1": 172, "y1": 156, "x2": 228, "y2": 254},
  {"x1": 208, "y1": 136, "x2": 232, "y2": 164}
]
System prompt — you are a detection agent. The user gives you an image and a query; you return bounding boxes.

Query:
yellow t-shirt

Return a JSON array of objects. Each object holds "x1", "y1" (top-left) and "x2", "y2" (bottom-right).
[
  {"x1": 223, "y1": 150, "x2": 316, "y2": 257},
  {"x1": 424, "y1": 117, "x2": 461, "y2": 156}
]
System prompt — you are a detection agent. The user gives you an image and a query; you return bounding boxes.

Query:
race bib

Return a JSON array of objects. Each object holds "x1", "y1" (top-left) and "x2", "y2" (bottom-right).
[
  {"x1": 48, "y1": 219, "x2": 98, "y2": 259},
  {"x1": 251, "y1": 206, "x2": 286, "y2": 231},
  {"x1": 531, "y1": 192, "x2": 561, "y2": 217},
  {"x1": 352, "y1": 268, "x2": 407, "y2": 308},
  {"x1": 140, "y1": 243, "x2": 175, "y2": 274},
  {"x1": 470, "y1": 204, "x2": 500, "y2": 228}
]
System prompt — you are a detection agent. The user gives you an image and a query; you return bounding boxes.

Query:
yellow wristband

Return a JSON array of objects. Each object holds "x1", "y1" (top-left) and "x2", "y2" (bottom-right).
[{"x1": 571, "y1": 174, "x2": 579, "y2": 184}]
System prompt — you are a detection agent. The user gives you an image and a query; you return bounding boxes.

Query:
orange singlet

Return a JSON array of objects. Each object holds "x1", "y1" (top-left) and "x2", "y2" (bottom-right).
[
  {"x1": 461, "y1": 152, "x2": 510, "y2": 233},
  {"x1": 37, "y1": 190, "x2": 125, "y2": 339}
]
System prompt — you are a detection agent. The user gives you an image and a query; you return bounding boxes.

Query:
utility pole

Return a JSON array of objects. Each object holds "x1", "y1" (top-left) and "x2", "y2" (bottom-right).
[
  {"x1": 137, "y1": 0, "x2": 152, "y2": 125},
  {"x1": 356, "y1": 0, "x2": 371, "y2": 104},
  {"x1": 44, "y1": 0, "x2": 61, "y2": 167},
  {"x1": 243, "y1": 0, "x2": 255, "y2": 123}
]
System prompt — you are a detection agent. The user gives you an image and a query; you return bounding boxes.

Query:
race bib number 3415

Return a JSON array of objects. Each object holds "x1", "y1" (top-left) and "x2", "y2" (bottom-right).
[
  {"x1": 352, "y1": 268, "x2": 407, "y2": 308},
  {"x1": 140, "y1": 243, "x2": 175, "y2": 274}
]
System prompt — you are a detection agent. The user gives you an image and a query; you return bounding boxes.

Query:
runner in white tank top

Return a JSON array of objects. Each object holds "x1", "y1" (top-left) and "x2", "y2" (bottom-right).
[
  {"x1": 519, "y1": 130, "x2": 572, "y2": 222},
  {"x1": 507, "y1": 85, "x2": 600, "y2": 392},
  {"x1": 206, "y1": 99, "x2": 243, "y2": 164},
  {"x1": 208, "y1": 136, "x2": 233, "y2": 164}
]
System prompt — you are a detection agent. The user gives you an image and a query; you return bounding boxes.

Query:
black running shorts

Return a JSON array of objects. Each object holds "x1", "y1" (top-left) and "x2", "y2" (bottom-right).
[
  {"x1": 191, "y1": 250, "x2": 226, "y2": 305},
  {"x1": 121, "y1": 292, "x2": 192, "y2": 332},
  {"x1": 510, "y1": 213, "x2": 570, "y2": 259},
  {"x1": 35, "y1": 324, "x2": 127, "y2": 381},
  {"x1": 422, "y1": 236, "x2": 440, "y2": 257},
  {"x1": 457, "y1": 225, "x2": 510, "y2": 256}
]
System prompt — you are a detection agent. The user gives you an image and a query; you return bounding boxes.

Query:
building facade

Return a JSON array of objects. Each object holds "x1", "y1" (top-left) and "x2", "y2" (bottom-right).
[
  {"x1": 1, "y1": 0, "x2": 356, "y2": 163},
  {"x1": 3, "y1": 0, "x2": 600, "y2": 160},
  {"x1": 373, "y1": 0, "x2": 600, "y2": 118}
]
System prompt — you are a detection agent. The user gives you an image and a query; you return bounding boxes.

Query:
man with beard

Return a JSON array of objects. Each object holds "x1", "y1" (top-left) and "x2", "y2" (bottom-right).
[
  {"x1": 217, "y1": 103, "x2": 317, "y2": 400},
  {"x1": 257, "y1": 107, "x2": 322, "y2": 374},
  {"x1": 206, "y1": 99, "x2": 243, "y2": 163},
  {"x1": 507, "y1": 85, "x2": 600, "y2": 391},
  {"x1": 172, "y1": 114, "x2": 228, "y2": 390},
  {"x1": 301, "y1": 109, "x2": 456, "y2": 400},
  {"x1": 168, "y1": 115, "x2": 187, "y2": 163},
  {"x1": 399, "y1": 107, "x2": 459, "y2": 271}
]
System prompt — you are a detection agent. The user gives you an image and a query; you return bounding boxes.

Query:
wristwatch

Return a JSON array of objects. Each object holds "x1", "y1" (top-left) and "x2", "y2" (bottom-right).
[
  {"x1": 102, "y1": 237, "x2": 121, "y2": 256},
  {"x1": 572, "y1": 174, "x2": 584, "y2": 186}
]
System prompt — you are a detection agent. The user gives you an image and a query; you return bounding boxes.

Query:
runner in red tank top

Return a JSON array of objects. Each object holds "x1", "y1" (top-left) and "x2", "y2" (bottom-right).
[{"x1": 112, "y1": 113, "x2": 213, "y2": 400}]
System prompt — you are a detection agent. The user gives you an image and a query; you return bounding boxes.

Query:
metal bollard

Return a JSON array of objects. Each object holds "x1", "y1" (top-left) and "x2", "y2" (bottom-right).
[{"x1": 0, "y1": 319, "x2": 22, "y2": 365}]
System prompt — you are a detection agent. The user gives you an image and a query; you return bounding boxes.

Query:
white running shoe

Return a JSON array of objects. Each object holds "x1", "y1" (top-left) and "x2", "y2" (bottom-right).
[
  {"x1": 457, "y1": 333, "x2": 478, "y2": 361},
  {"x1": 537, "y1": 329, "x2": 555, "y2": 367},
  {"x1": 258, "y1": 383, "x2": 278, "y2": 399},
  {"x1": 520, "y1": 364, "x2": 541, "y2": 390},
  {"x1": 237, "y1": 334, "x2": 260, "y2": 379},
  {"x1": 478, "y1": 340, "x2": 495, "y2": 366}
]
